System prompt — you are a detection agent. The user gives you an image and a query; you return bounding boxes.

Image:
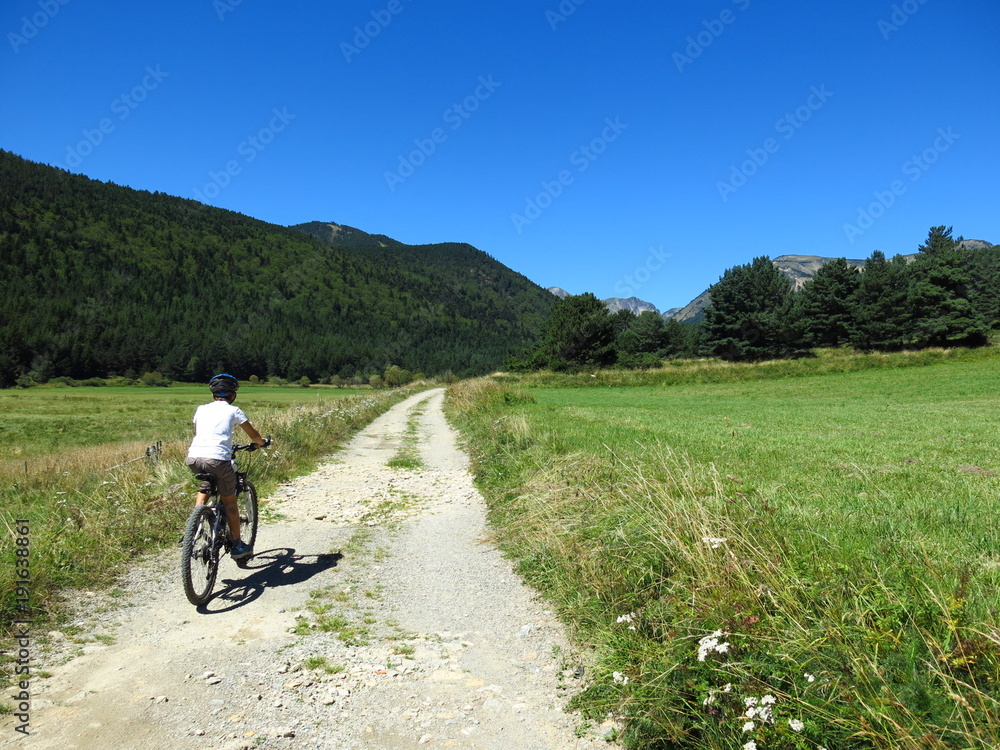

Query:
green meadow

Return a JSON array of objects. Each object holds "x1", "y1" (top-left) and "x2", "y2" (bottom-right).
[
  {"x1": 0, "y1": 384, "x2": 367, "y2": 462},
  {"x1": 447, "y1": 350, "x2": 1000, "y2": 749}
]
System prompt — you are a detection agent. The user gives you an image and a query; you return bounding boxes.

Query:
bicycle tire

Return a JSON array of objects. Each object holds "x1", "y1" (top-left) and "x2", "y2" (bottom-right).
[
  {"x1": 237, "y1": 479, "x2": 259, "y2": 550},
  {"x1": 181, "y1": 505, "x2": 219, "y2": 605}
]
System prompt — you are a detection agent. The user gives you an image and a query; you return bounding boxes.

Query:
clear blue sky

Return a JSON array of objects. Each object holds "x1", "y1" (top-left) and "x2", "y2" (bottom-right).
[{"x1": 2, "y1": 0, "x2": 997, "y2": 311}]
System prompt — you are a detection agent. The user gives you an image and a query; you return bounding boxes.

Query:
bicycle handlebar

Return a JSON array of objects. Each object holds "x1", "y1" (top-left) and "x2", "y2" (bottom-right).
[{"x1": 233, "y1": 436, "x2": 272, "y2": 453}]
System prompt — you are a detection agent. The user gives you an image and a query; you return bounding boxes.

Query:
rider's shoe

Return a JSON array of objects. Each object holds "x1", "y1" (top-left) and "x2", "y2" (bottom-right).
[{"x1": 231, "y1": 540, "x2": 253, "y2": 560}]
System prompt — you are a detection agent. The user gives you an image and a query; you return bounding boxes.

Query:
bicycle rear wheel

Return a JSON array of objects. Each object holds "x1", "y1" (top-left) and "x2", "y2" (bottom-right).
[
  {"x1": 237, "y1": 478, "x2": 259, "y2": 549},
  {"x1": 181, "y1": 505, "x2": 218, "y2": 605}
]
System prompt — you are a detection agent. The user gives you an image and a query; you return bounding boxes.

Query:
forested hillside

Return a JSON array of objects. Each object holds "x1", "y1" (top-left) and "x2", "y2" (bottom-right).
[{"x1": 0, "y1": 151, "x2": 555, "y2": 386}]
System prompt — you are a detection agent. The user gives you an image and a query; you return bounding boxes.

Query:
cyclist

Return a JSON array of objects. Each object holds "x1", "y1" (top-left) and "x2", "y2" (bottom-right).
[{"x1": 185, "y1": 373, "x2": 267, "y2": 560}]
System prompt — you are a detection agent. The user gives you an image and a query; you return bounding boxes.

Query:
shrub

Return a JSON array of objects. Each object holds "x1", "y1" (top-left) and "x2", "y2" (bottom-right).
[{"x1": 139, "y1": 371, "x2": 171, "y2": 387}]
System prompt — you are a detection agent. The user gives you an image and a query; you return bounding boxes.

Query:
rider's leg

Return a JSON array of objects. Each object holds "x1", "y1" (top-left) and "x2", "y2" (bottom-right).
[
  {"x1": 195, "y1": 491, "x2": 210, "y2": 506},
  {"x1": 220, "y1": 494, "x2": 241, "y2": 539}
]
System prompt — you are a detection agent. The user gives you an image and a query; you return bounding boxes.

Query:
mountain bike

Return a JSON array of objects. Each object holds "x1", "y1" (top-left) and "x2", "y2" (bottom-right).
[{"x1": 180, "y1": 438, "x2": 271, "y2": 606}]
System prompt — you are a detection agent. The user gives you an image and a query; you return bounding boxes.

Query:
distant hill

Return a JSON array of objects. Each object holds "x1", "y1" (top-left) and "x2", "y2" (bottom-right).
[
  {"x1": 603, "y1": 297, "x2": 660, "y2": 315},
  {"x1": 664, "y1": 288, "x2": 714, "y2": 325},
  {"x1": 770, "y1": 254, "x2": 868, "y2": 291},
  {"x1": 290, "y1": 221, "x2": 403, "y2": 250},
  {"x1": 0, "y1": 151, "x2": 555, "y2": 385},
  {"x1": 546, "y1": 287, "x2": 659, "y2": 315}
]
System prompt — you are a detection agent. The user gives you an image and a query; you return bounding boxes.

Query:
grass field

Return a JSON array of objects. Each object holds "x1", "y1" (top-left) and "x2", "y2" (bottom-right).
[
  {"x1": 447, "y1": 350, "x2": 1000, "y2": 749},
  {"x1": 0, "y1": 384, "x2": 367, "y2": 462}
]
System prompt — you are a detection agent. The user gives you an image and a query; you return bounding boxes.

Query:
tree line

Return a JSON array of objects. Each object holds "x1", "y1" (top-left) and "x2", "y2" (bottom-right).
[{"x1": 508, "y1": 227, "x2": 998, "y2": 371}]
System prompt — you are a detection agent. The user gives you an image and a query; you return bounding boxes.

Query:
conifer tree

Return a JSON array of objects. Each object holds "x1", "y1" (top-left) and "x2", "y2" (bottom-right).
[
  {"x1": 850, "y1": 251, "x2": 911, "y2": 350},
  {"x1": 700, "y1": 256, "x2": 795, "y2": 361},
  {"x1": 794, "y1": 258, "x2": 861, "y2": 348},
  {"x1": 533, "y1": 293, "x2": 616, "y2": 370},
  {"x1": 908, "y1": 226, "x2": 988, "y2": 347},
  {"x1": 616, "y1": 311, "x2": 669, "y2": 368},
  {"x1": 965, "y1": 244, "x2": 1000, "y2": 330}
]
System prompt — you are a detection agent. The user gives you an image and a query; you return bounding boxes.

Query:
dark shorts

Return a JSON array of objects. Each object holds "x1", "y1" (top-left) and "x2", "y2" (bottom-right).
[{"x1": 186, "y1": 457, "x2": 238, "y2": 497}]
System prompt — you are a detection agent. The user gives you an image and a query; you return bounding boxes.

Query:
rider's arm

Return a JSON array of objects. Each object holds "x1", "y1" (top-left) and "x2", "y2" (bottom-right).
[{"x1": 240, "y1": 420, "x2": 267, "y2": 448}]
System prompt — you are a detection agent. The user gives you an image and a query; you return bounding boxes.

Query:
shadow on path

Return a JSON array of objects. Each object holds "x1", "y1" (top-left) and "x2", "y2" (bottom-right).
[{"x1": 197, "y1": 547, "x2": 343, "y2": 614}]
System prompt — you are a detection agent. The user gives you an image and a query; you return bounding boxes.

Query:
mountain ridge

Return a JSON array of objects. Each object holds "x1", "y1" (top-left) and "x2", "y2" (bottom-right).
[{"x1": 0, "y1": 151, "x2": 555, "y2": 384}]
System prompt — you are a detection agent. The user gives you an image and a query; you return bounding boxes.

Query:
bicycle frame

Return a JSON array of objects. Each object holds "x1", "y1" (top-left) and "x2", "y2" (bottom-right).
[{"x1": 181, "y1": 439, "x2": 268, "y2": 605}]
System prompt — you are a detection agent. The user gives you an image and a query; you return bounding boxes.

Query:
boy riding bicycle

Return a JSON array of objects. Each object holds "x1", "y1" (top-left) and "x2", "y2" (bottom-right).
[{"x1": 185, "y1": 373, "x2": 267, "y2": 560}]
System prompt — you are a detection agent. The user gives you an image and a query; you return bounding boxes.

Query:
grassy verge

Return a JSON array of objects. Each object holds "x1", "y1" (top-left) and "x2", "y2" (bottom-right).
[
  {"x1": 446, "y1": 350, "x2": 1000, "y2": 749},
  {"x1": 0, "y1": 385, "x2": 427, "y2": 639}
]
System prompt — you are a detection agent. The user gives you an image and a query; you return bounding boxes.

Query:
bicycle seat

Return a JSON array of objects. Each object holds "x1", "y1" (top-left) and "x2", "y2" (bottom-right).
[{"x1": 194, "y1": 472, "x2": 216, "y2": 494}]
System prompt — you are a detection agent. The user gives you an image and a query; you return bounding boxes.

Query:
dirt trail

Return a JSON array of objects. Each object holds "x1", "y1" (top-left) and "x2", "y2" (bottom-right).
[{"x1": 3, "y1": 388, "x2": 614, "y2": 750}]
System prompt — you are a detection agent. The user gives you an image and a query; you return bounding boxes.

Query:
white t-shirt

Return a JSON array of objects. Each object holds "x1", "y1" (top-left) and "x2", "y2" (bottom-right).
[{"x1": 187, "y1": 401, "x2": 249, "y2": 461}]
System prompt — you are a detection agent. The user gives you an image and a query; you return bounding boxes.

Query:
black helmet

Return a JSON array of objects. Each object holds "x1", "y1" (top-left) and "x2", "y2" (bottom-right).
[{"x1": 209, "y1": 373, "x2": 239, "y2": 398}]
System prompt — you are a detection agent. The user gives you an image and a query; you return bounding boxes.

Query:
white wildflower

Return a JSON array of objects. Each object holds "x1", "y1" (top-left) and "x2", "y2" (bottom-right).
[
  {"x1": 743, "y1": 743, "x2": 757, "y2": 750},
  {"x1": 789, "y1": 718, "x2": 805, "y2": 732},
  {"x1": 723, "y1": 683, "x2": 732, "y2": 692},
  {"x1": 805, "y1": 673, "x2": 816, "y2": 682},
  {"x1": 616, "y1": 612, "x2": 637, "y2": 631},
  {"x1": 702, "y1": 536, "x2": 727, "y2": 548},
  {"x1": 612, "y1": 671, "x2": 628, "y2": 685},
  {"x1": 742, "y1": 721, "x2": 755, "y2": 732},
  {"x1": 697, "y1": 630, "x2": 730, "y2": 661},
  {"x1": 744, "y1": 696, "x2": 758, "y2": 708},
  {"x1": 761, "y1": 694, "x2": 776, "y2": 705}
]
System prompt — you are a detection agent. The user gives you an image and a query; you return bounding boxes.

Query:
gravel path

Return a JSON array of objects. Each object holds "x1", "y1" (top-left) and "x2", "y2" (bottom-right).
[{"x1": 4, "y1": 388, "x2": 616, "y2": 750}]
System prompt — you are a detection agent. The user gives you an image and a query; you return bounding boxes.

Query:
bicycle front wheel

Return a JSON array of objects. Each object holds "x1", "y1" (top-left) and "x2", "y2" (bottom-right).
[
  {"x1": 237, "y1": 479, "x2": 259, "y2": 549},
  {"x1": 181, "y1": 505, "x2": 218, "y2": 605}
]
